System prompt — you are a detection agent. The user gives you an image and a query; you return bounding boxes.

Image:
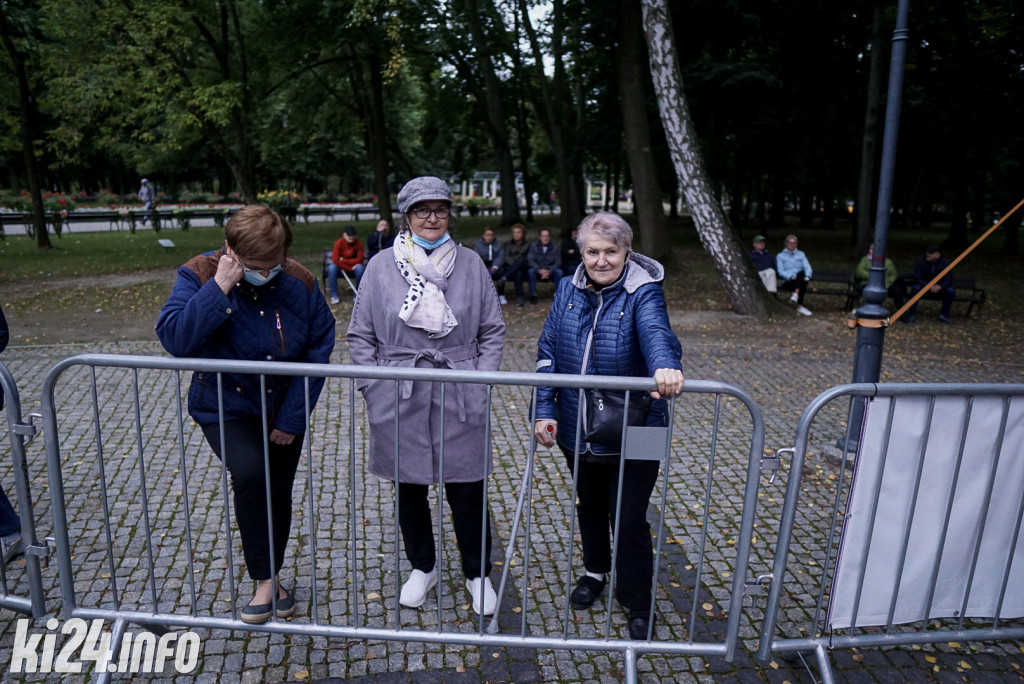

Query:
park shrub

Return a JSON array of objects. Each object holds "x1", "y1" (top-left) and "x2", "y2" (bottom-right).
[
  {"x1": 0, "y1": 190, "x2": 30, "y2": 212},
  {"x1": 96, "y1": 189, "x2": 120, "y2": 207},
  {"x1": 41, "y1": 192, "x2": 77, "y2": 212}
]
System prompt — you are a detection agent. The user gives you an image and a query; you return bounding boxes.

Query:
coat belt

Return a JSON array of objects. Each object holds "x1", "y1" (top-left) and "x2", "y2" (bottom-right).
[{"x1": 375, "y1": 342, "x2": 480, "y2": 421}]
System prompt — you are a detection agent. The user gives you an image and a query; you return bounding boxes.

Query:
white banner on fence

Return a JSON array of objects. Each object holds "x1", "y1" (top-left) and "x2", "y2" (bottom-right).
[{"x1": 828, "y1": 395, "x2": 1024, "y2": 629}]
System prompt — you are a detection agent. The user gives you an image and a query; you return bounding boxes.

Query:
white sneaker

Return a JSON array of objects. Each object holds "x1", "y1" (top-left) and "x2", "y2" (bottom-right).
[
  {"x1": 1, "y1": 532, "x2": 23, "y2": 563},
  {"x1": 796, "y1": 305, "x2": 813, "y2": 316},
  {"x1": 466, "y1": 577, "x2": 497, "y2": 615},
  {"x1": 789, "y1": 292, "x2": 799, "y2": 303},
  {"x1": 399, "y1": 568, "x2": 437, "y2": 608},
  {"x1": 330, "y1": 296, "x2": 340, "y2": 304},
  {"x1": 498, "y1": 295, "x2": 508, "y2": 305}
]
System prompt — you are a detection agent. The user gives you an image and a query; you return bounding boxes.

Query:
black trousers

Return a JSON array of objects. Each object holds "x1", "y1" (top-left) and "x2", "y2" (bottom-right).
[
  {"x1": 779, "y1": 270, "x2": 808, "y2": 305},
  {"x1": 202, "y1": 420, "x2": 303, "y2": 581},
  {"x1": 562, "y1": 448, "x2": 660, "y2": 612},
  {"x1": 502, "y1": 258, "x2": 528, "y2": 298},
  {"x1": 397, "y1": 480, "x2": 492, "y2": 579}
]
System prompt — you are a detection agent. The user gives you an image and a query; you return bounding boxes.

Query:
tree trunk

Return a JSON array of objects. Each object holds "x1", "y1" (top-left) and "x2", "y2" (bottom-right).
[
  {"x1": 0, "y1": 8, "x2": 50, "y2": 248},
  {"x1": 855, "y1": 0, "x2": 885, "y2": 257},
  {"x1": 618, "y1": 0, "x2": 668, "y2": 260},
  {"x1": 512, "y1": 8, "x2": 534, "y2": 224},
  {"x1": 519, "y1": 0, "x2": 584, "y2": 232},
  {"x1": 641, "y1": 0, "x2": 766, "y2": 316},
  {"x1": 346, "y1": 44, "x2": 392, "y2": 225},
  {"x1": 463, "y1": 0, "x2": 520, "y2": 226},
  {"x1": 366, "y1": 50, "x2": 393, "y2": 226}
]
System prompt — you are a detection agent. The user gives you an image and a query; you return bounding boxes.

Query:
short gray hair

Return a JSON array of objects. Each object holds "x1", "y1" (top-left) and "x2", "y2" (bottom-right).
[{"x1": 576, "y1": 211, "x2": 633, "y2": 251}]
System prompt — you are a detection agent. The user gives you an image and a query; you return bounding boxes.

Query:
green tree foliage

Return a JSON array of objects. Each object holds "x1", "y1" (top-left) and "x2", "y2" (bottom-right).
[{"x1": 43, "y1": 0, "x2": 282, "y2": 202}]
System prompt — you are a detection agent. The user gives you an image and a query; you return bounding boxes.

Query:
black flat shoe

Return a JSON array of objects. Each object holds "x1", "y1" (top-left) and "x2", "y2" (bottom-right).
[
  {"x1": 569, "y1": 576, "x2": 606, "y2": 610},
  {"x1": 240, "y1": 589, "x2": 295, "y2": 624},
  {"x1": 628, "y1": 611, "x2": 656, "y2": 641}
]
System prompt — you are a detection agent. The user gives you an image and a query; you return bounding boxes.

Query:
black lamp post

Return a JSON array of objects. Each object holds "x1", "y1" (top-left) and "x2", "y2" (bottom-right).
[{"x1": 839, "y1": 0, "x2": 911, "y2": 454}]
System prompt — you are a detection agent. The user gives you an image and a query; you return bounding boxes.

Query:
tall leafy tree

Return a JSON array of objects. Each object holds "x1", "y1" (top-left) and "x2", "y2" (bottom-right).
[
  {"x1": 44, "y1": 0, "x2": 277, "y2": 202},
  {"x1": 0, "y1": 0, "x2": 50, "y2": 248}
]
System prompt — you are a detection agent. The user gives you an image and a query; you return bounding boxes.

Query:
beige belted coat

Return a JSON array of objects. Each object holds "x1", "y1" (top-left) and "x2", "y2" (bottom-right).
[{"x1": 346, "y1": 244, "x2": 505, "y2": 484}]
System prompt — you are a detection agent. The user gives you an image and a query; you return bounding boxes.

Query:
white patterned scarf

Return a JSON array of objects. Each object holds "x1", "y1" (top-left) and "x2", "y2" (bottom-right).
[{"x1": 393, "y1": 231, "x2": 459, "y2": 338}]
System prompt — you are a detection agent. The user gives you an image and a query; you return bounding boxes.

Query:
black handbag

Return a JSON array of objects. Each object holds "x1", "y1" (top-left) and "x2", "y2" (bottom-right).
[{"x1": 584, "y1": 389, "x2": 652, "y2": 446}]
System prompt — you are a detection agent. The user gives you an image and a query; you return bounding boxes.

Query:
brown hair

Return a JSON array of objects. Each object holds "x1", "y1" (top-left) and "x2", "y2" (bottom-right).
[{"x1": 224, "y1": 205, "x2": 292, "y2": 260}]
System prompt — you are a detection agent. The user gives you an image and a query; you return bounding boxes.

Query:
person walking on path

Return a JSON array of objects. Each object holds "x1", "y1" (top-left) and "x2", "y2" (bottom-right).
[
  {"x1": 776, "y1": 234, "x2": 813, "y2": 316},
  {"x1": 156, "y1": 205, "x2": 336, "y2": 624},
  {"x1": 347, "y1": 176, "x2": 506, "y2": 616},
  {"x1": 533, "y1": 211, "x2": 683, "y2": 641},
  {"x1": 138, "y1": 178, "x2": 155, "y2": 226},
  {"x1": 328, "y1": 225, "x2": 366, "y2": 303}
]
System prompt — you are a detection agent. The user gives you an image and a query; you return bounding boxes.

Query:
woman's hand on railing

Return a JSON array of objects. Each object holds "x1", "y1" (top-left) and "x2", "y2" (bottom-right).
[
  {"x1": 534, "y1": 419, "x2": 557, "y2": 447},
  {"x1": 651, "y1": 368, "x2": 684, "y2": 399}
]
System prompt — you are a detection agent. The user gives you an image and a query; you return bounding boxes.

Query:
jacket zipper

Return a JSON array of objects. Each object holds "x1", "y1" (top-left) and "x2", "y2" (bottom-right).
[
  {"x1": 578, "y1": 291, "x2": 604, "y2": 446},
  {"x1": 274, "y1": 310, "x2": 286, "y2": 354}
]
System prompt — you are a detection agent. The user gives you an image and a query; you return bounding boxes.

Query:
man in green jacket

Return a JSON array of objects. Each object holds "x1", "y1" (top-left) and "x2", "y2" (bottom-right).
[{"x1": 855, "y1": 243, "x2": 906, "y2": 310}]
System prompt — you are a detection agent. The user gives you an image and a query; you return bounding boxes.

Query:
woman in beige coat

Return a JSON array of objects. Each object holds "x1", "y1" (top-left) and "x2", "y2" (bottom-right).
[{"x1": 347, "y1": 176, "x2": 505, "y2": 615}]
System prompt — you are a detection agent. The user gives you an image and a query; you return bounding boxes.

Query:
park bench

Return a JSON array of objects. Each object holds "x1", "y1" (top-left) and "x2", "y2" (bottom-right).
[
  {"x1": 803, "y1": 269, "x2": 858, "y2": 310},
  {"x1": 898, "y1": 273, "x2": 987, "y2": 317}
]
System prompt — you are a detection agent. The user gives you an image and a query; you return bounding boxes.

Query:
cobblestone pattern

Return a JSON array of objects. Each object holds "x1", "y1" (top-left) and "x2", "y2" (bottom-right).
[{"x1": 0, "y1": 337, "x2": 1022, "y2": 683}]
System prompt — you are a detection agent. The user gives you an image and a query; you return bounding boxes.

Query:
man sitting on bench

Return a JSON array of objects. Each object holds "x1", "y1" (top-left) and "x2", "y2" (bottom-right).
[
  {"x1": 907, "y1": 244, "x2": 954, "y2": 324},
  {"x1": 328, "y1": 226, "x2": 365, "y2": 303}
]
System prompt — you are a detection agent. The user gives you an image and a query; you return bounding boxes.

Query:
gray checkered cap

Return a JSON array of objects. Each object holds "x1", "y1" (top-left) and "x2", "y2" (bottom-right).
[{"x1": 397, "y1": 176, "x2": 452, "y2": 214}]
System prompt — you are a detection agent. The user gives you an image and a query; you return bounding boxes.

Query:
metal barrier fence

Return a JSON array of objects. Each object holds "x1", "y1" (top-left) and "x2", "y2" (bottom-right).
[
  {"x1": 40, "y1": 353, "x2": 769, "y2": 682},
  {"x1": 757, "y1": 383, "x2": 1024, "y2": 683},
  {"x1": 0, "y1": 360, "x2": 47, "y2": 618}
]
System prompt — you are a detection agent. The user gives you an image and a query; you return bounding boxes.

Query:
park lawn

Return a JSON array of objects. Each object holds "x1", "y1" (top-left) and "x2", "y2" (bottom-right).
[{"x1": 0, "y1": 215, "x2": 565, "y2": 283}]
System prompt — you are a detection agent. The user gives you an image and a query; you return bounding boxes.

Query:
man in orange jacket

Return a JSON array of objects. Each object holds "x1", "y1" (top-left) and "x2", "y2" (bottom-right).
[{"x1": 329, "y1": 226, "x2": 365, "y2": 303}]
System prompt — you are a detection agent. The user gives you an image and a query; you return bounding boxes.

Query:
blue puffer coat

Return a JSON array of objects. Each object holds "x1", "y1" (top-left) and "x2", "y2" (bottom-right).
[
  {"x1": 156, "y1": 249, "x2": 336, "y2": 435},
  {"x1": 535, "y1": 253, "x2": 682, "y2": 457}
]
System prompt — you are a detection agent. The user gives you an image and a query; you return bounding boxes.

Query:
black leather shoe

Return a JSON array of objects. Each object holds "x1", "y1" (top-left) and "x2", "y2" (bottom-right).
[
  {"x1": 529, "y1": 295, "x2": 538, "y2": 305},
  {"x1": 569, "y1": 576, "x2": 606, "y2": 610},
  {"x1": 628, "y1": 611, "x2": 656, "y2": 640}
]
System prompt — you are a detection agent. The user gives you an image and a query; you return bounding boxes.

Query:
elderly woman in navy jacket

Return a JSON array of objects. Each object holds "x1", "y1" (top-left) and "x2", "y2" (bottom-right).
[
  {"x1": 534, "y1": 211, "x2": 683, "y2": 640},
  {"x1": 157, "y1": 205, "x2": 335, "y2": 624}
]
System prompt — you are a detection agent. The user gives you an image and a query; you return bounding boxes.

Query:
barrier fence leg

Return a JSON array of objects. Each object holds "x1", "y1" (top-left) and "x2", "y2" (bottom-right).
[
  {"x1": 814, "y1": 643, "x2": 836, "y2": 684},
  {"x1": 623, "y1": 648, "x2": 638, "y2": 684},
  {"x1": 94, "y1": 617, "x2": 128, "y2": 684}
]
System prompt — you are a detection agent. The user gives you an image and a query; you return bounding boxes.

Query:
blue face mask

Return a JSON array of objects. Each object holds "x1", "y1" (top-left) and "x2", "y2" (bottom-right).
[
  {"x1": 242, "y1": 264, "x2": 283, "y2": 286},
  {"x1": 409, "y1": 232, "x2": 451, "y2": 250}
]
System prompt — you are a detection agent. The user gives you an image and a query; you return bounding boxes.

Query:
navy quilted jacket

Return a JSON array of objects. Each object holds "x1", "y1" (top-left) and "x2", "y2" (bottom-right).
[
  {"x1": 156, "y1": 249, "x2": 336, "y2": 434},
  {"x1": 535, "y1": 253, "x2": 682, "y2": 456}
]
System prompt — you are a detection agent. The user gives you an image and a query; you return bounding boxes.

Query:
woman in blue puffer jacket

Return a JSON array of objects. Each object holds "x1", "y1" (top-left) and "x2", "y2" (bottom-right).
[
  {"x1": 157, "y1": 205, "x2": 335, "y2": 624},
  {"x1": 534, "y1": 211, "x2": 683, "y2": 641}
]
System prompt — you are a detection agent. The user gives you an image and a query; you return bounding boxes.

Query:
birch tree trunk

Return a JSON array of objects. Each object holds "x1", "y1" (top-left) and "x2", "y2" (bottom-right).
[{"x1": 641, "y1": 0, "x2": 767, "y2": 317}]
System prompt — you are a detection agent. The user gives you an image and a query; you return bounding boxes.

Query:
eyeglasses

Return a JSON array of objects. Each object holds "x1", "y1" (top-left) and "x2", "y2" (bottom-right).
[
  {"x1": 236, "y1": 254, "x2": 286, "y2": 277},
  {"x1": 411, "y1": 205, "x2": 450, "y2": 220}
]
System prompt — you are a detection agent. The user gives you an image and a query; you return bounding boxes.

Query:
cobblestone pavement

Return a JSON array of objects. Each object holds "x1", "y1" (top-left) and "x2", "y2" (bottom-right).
[{"x1": 0, "y1": 316, "x2": 1023, "y2": 683}]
